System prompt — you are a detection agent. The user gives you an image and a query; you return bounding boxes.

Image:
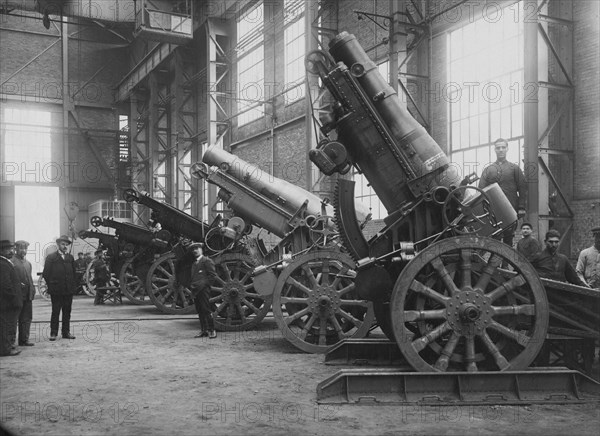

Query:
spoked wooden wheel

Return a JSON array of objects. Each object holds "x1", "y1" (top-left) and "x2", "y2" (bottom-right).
[
  {"x1": 119, "y1": 258, "x2": 152, "y2": 305},
  {"x1": 391, "y1": 235, "x2": 548, "y2": 372},
  {"x1": 146, "y1": 252, "x2": 195, "y2": 315},
  {"x1": 37, "y1": 276, "x2": 50, "y2": 301},
  {"x1": 211, "y1": 253, "x2": 271, "y2": 331},
  {"x1": 84, "y1": 262, "x2": 96, "y2": 297},
  {"x1": 273, "y1": 249, "x2": 374, "y2": 354}
]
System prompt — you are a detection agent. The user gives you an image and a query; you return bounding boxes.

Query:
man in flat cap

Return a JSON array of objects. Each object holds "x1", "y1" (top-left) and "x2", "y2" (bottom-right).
[
  {"x1": 0, "y1": 240, "x2": 23, "y2": 356},
  {"x1": 42, "y1": 235, "x2": 77, "y2": 341},
  {"x1": 576, "y1": 226, "x2": 600, "y2": 289},
  {"x1": 12, "y1": 240, "x2": 36, "y2": 347},
  {"x1": 189, "y1": 242, "x2": 217, "y2": 339}
]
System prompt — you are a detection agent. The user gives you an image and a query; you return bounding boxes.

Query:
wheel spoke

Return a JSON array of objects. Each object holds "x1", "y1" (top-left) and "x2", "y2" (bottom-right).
[
  {"x1": 480, "y1": 331, "x2": 510, "y2": 370},
  {"x1": 215, "y1": 301, "x2": 228, "y2": 316},
  {"x1": 281, "y1": 296, "x2": 310, "y2": 305},
  {"x1": 297, "y1": 313, "x2": 318, "y2": 340},
  {"x1": 233, "y1": 261, "x2": 242, "y2": 280},
  {"x1": 284, "y1": 306, "x2": 311, "y2": 325},
  {"x1": 329, "y1": 313, "x2": 346, "y2": 340},
  {"x1": 240, "y1": 270, "x2": 252, "y2": 284},
  {"x1": 431, "y1": 257, "x2": 460, "y2": 296},
  {"x1": 338, "y1": 309, "x2": 361, "y2": 328},
  {"x1": 491, "y1": 304, "x2": 536, "y2": 317},
  {"x1": 331, "y1": 267, "x2": 349, "y2": 288},
  {"x1": 320, "y1": 260, "x2": 330, "y2": 286},
  {"x1": 337, "y1": 283, "x2": 355, "y2": 296},
  {"x1": 156, "y1": 265, "x2": 172, "y2": 278},
  {"x1": 318, "y1": 315, "x2": 329, "y2": 346},
  {"x1": 410, "y1": 280, "x2": 450, "y2": 306},
  {"x1": 465, "y1": 336, "x2": 477, "y2": 372},
  {"x1": 235, "y1": 301, "x2": 247, "y2": 323},
  {"x1": 286, "y1": 277, "x2": 315, "y2": 296},
  {"x1": 433, "y1": 332, "x2": 461, "y2": 371},
  {"x1": 488, "y1": 320, "x2": 530, "y2": 346},
  {"x1": 153, "y1": 277, "x2": 169, "y2": 284},
  {"x1": 403, "y1": 309, "x2": 447, "y2": 322},
  {"x1": 340, "y1": 299, "x2": 369, "y2": 308},
  {"x1": 301, "y1": 265, "x2": 319, "y2": 287},
  {"x1": 241, "y1": 298, "x2": 261, "y2": 315},
  {"x1": 459, "y1": 249, "x2": 473, "y2": 288},
  {"x1": 221, "y1": 264, "x2": 232, "y2": 279},
  {"x1": 215, "y1": 276, "x2": 227, "y2": 286},
  {"x1": 411, "y1": 322, "x2": 451, "y2": 352},
  {"x1": 474, "y1": 254, "x2": 502, "y2": 291},
  {"x1": 486, "y1": 275, "x2": 526, "y2": 302}
]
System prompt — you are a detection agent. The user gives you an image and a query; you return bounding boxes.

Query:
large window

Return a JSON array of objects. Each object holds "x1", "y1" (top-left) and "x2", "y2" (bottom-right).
[
  {"x1": 237, "y1": 2, "x2": 264, "y2": 126},
  {"x1": 2, "y1": 108, "x2": 52, "y2": 183},
  {"x1": 284, "y1": 0, "x2": 305, "y2": 104},
  {"x1": 448, "y1": 2, "x2": 524, "y2": 176}
]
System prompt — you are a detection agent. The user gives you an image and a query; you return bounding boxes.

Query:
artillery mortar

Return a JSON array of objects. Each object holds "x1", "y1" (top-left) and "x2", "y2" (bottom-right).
[
  {"x1": 191, "y1": 146, "x2": 375, "y2": 353},
  {"x1": 305, "y1": 32, "x2": 550, "y2": 372},
  {"x1": 122, "y1": 188, "x2": 263, "y2": 328}
]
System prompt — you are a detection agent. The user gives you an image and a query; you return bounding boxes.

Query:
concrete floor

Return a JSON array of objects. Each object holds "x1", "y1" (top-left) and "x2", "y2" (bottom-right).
[{"x1": 1, "y1": 295, "x2": 599, "y2": 436}]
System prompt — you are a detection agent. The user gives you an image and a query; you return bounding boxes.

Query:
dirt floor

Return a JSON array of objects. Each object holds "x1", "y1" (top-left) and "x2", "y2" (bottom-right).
[{"x1": 1, "y1": 295, "x2": 599, "y2": 436}]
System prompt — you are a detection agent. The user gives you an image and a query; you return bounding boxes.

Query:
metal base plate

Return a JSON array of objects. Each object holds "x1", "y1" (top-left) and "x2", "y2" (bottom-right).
[
  {"x1": 317, "y1": 368, "x2": 600, "y2": 405},
  {"x1": 324, "y1": 338, "x2": 407, "y2": 366}
]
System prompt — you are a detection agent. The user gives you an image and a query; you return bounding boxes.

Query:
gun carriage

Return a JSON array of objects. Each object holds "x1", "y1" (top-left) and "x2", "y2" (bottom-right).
[
  {"x1": 88, "y1": 216, "x2": 171, "y2": 305},
  {"x1": 191, "y1": 146, "x2": 375, "y2": 353},
  {"x1": 305, "y1": 32, "x2": 551, "y2": 372},
  {"x1": 77, "y1": 229, "x2": 122, "y2": 297},
  {"x1": 122, "y1": 188, "x2": 261, "y2": 327}
]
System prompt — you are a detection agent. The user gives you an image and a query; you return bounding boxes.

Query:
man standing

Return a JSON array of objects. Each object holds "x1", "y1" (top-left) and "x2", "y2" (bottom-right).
[
  {"x1": 576, "y1": 226, "x2": 600, "y2": 289},
  {"x1": 42, "y1": 235, "x2": 77, "y2": 341},
  {"x1": 479, "y1": 138, "x2": 528, "y2": 247},
  {"x1": 531, "y1": 229, "x2": 588, "y2": 286},
  {"x1": 0, "y1": 240, "x2": 22, "y2": 356},
  {"x1": 189, "y1": 243, "x2": 217, "y2": 339},
  {"x1": 516, "y1": 222, "x2": 541, "y2": 261},
  {"x1": 12, "y1": 240, "x2": 36, "y2": 347}
]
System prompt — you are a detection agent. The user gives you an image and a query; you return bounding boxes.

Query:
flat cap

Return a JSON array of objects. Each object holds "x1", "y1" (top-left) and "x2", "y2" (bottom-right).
[
  {"x1": 56, "y1": 235, "x2": 72, "y2": 245},
  {"x1": 592, "y1": 226, "x2": 600, "y2": 234},
  {"x1": 14, "y1": 240, "x2": 30, "y2": 247},
  {"x1": 189, "y1": 242, "x2": 204, "y2": 249}
]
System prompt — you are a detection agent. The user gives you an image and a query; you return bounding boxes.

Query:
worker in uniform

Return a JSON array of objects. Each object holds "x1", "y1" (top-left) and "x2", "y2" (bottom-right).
[
  {"x1": 91, "y1": 249, "x2": 111, "y2": 305},
  {"x1": 479, "y1": 138, "x2": 527, "y2": 248},
  {"x1": 530, "y1": 229, "x2": 587, "y2": 286},
  {"x1": 189, "y1": 242, "x2": 217, "y2": 339},
  {"x1": 516, "y1": 222, "x2": 541, "y2": 261},
  {"x1": 576, "y1": 226, "x2": 600, "y2": 289}
]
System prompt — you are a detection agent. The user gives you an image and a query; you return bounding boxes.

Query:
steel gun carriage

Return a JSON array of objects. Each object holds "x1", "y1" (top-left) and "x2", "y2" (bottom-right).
[
  {"x1": 88, "y1": 216, "x2": 170, "y2": 305},
  {"x1": 191, "y1": 145, "x2": 375, "y2": 353},
  {"x1": 122, "y1": 188, "x2": 264, "y2": 329},
  {"x1": 305, "y1": 32, "x2": 550, "y2": 372}
]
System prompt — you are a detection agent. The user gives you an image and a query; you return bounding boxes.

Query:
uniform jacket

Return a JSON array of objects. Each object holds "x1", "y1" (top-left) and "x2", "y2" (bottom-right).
[
  {"x1": 190, "y1": 256, "x2": 216, "y2": 295},
  {"x1": 478, "y1": 160, "x2": 527, "y2": 211},
  {"x1": 576, "y1": 246, "x2": 600, "y2": 289},
  {"x1": 530, "y1": 247, "x2": 586, "y2": 286},
  {"x1": 0, "y1": 256, "x2": 23, "y2": 310},
  {"x1": 42, "y1": 251, "x2": 77, "y2": 295},
  {"x1": 12, "y1": 255, "x2": 36, "y2": 300}
]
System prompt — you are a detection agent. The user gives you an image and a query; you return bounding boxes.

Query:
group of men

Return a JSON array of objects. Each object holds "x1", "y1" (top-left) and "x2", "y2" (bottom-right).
[{"x1": 481, "y1": 138, "x2": 599, "y2": 289}]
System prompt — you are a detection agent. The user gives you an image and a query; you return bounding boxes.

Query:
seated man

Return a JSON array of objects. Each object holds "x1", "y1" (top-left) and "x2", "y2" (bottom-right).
[
  {"x1": 91, "y1": 249, "x2": 111, "y2": 305},
  {"x1": 516, "y1": 222, "x2": 541, "y2": 261},
  {"x1": 530, "y1": 229, "x2": 588, "y2": 286}
]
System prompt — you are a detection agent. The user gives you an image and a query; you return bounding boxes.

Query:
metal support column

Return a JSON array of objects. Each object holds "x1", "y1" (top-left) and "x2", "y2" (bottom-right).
[
  {"x1": 524, "y1": 0, "x2": 574, "y2": 251},
  {"x1": 205, "y1": 19, "x2": 231, "y2": 221}
]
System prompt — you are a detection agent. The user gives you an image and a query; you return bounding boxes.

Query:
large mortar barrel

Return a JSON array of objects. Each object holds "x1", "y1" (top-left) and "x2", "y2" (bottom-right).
[{"x1": 203, "y1": 145, "x2": 335, "y2": 219}]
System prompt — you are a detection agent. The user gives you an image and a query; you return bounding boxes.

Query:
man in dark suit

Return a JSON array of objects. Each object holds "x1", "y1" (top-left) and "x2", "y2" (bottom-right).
[
  {"x1": 189, "y1": 242, "x2": 217, "y2": 339},
  {"x1": 12, "y1": 240, "x2": 36, "y2": 347},
  {"x1": 0, "y1": 240, "x2": 23, "y2": 356},
  {"x1": 42, "y1": 235, "x2": 77, "y2": 341}
]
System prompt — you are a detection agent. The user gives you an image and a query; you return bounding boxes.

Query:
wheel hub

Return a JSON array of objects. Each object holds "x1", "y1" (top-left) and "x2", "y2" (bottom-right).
[
  {"x1": 307, "y1": 287, "x2": 341, "y2": 313},
  {"x1": 223, "y1": 281, "x2": 243, "y2": 301},
  {"x1": 446, "y1": 290, "x2": 492, "y2": 336}
]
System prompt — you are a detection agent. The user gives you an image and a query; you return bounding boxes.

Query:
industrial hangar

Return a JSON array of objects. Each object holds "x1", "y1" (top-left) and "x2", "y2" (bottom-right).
[{"x1": 0, "y1": 0, "x2": 599, "y2": 435}]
